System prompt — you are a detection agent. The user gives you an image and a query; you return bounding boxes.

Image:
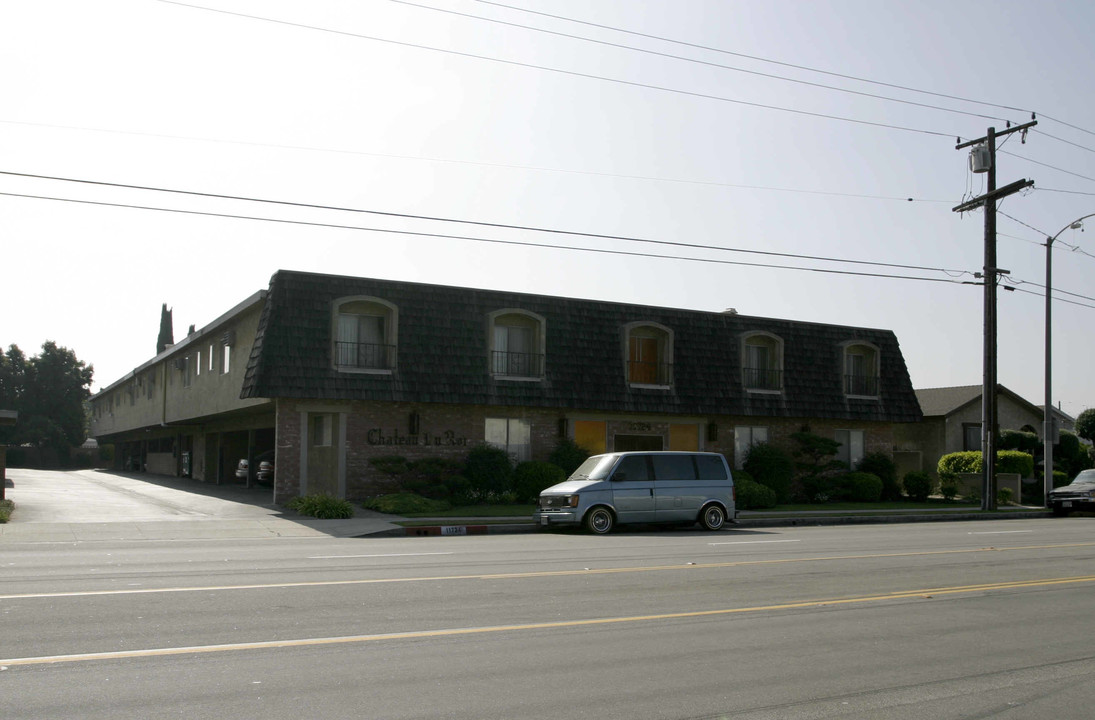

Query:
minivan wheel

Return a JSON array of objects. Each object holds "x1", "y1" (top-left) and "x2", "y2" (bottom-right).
[
  {"x1": 699, "y1": 504, "x2": 726, "y2": 531},
  {"x1": 584, "y1": 507, "x2": 615, "y2": 534}
]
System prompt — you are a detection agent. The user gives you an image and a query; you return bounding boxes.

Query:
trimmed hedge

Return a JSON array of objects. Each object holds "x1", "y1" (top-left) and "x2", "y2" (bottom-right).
[
  {"x1": 839, "y1": 472, "x2": 884, "y2": 502},
  {"x1": 903, "y1": 471, "x2": 935, "y2": 502},
  {"x1": 732, "y1": 470, "x2": 778, "y2": 510},
  {"x1": 362, "y1": 493, "x2": 452, "y2": 515}
]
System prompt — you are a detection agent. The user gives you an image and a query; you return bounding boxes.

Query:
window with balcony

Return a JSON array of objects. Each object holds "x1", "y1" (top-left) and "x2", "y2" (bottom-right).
[
  {"x1": 334, "y1": 297, "x2": 397, "y2": 372},
  {"x1": 488, "y1": 310, "x2": 545, "y2": 379},
  {"x1": 843, "y1": 342, "x2": 880, "y2": 397},
  {"x1": 626, "y1": 323, "x2": 673, "y2": 387},
  {"x1": 742, "y1": 332, "x2": 783, "y2": 392}
]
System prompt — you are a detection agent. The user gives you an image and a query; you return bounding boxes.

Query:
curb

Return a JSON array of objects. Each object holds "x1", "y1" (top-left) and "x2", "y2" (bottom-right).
[{"x1": 384, "y1": 510, "x2": 1055, "y2": 537}]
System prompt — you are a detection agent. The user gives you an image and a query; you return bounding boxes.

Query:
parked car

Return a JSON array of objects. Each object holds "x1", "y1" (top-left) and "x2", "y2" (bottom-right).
[
  {"x1": 1048, "y1": 469, "x2": 1095, "y2": 516},
  {"x1": 255, "y1": 450, "x2": 275, "y2": 484},
  {"x1": 234, "y1": 451, "x2": 274, "y2": 483}
]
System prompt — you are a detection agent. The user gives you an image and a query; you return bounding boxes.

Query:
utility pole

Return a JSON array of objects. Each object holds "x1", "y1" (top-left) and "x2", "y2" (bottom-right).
[{"x1": 953, "y1": 120, "x2": 1036, "y2": 511}]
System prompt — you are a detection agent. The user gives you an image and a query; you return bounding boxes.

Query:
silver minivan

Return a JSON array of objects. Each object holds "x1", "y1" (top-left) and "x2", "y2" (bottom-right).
[{"x1": 534, "y1": 451, "x2": 736, "y2": 534}]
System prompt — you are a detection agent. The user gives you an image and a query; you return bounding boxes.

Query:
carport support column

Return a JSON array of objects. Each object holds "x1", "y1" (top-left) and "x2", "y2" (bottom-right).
[{"x1": 246, "y1": 429, "x2": 256, "y2": 488}]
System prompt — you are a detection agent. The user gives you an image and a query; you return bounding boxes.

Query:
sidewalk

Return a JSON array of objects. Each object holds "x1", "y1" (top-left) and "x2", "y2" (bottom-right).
[{"x1": 0, "y1": 468, "x2": 1054, "y2": 542}]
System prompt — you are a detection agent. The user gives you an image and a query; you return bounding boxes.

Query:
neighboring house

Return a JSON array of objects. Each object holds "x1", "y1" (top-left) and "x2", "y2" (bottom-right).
[
  {"x1": 894, "y1": 384, "x2": 1074, "y2": 477},
  {"x1": 90, "y1": 270, "x2": 923, "y2": 503}
]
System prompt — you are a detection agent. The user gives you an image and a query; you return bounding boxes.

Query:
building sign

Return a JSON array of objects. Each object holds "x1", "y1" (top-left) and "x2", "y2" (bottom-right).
[{"x1": 366, "y1": 428, "x2": 469, "y2": 447}]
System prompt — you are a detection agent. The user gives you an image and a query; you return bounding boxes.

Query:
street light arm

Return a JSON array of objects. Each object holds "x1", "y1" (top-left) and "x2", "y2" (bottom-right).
[{"x1": 1048, "y1": 213, "x2": 1095, "y2": 245}]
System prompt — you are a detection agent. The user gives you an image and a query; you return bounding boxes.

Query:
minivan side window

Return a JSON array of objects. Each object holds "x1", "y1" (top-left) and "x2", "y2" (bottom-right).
[
  {"x1": 694, "y1": 454, "x2": 728, "y2": 480},
  {"x1": 613, "y1": 455, "x2": 650, "y2": 482},
  {"x1": 651, "y1": 454, "x2": 698, "y2": 481}
]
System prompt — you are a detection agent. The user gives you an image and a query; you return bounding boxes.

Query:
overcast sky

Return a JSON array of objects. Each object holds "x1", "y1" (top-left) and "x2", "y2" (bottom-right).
[{"x1": 3, "y1": 0, "x2": 1093, "y2": 419}]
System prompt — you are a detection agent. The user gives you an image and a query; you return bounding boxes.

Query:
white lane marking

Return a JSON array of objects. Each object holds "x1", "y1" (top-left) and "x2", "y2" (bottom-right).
[
  {"x1": 968, "y1": 530, "x2": 1032, "y2": 535},
  {"x1": 307, "y1": 552, "x2": 456, "y2": 559},
  {"x1": 708, "y1": 539, "x2": 801, "y2": 546}
]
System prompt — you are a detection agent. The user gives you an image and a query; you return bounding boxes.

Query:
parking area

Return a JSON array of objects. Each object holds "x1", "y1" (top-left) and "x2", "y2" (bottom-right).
[{"x1": 0, "y1": 468, "x2": 399, "y2": 540}]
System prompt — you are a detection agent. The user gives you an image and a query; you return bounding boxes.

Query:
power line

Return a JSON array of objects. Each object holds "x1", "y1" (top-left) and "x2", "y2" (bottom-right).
[
  {"x1": 155, "y1": 0, "x2": 956, "y2": 139},
  {"x1": 0, "y1": 170, "x2": 971, "y2": 275},
  {"x1": 1033, "y1": 129, "x2": 1095, "y2": 156},
  {"x1": 998, "y1": 149, "x2": 1095, "y2": 184},
  {"x1": 474, "y1": 1, "x2": 1095, "y2": 142},
  {"x1": 0, "y1": 189, "x2": 970, "y2": 286},
  {"x1": 0, "y1": 119, "x2": 949, "y2": 204},
  {"x1": 392, "y1": 0, "x2": 1015, "y2": 124},
  {"x1": 471, "y1": 0, "x2": 1032, "y2": 117}
]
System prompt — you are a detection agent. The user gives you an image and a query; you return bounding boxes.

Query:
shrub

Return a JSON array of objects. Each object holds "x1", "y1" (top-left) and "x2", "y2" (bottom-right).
[
  {"x1": 464, "y1": 444, "x2": 514, "y2": 496},
  {"x1": 401, "y1": 458, "x2": 468, "y2": 501},
  {"x1": 997, "y1": 487, "x2": 1014, "y2": 506},
  {"x1": 287, "y1": 494, "x2": 355, "y2": 519},
  {"x1": 743, "y1": 442, "x2": 795, "y2": 503},
  {"x1": 513, "y1": 461, "x2": 565, "y2": 503},
  {"x1": 857, "y1": 452, "x2": 900, "y2": 501},
  {"x1": 734, "y1": 474, "x2": 778, "y2": 510},
  {"x1": 996, "y1": 450, "x2": 1033, "y2": 478},
  {"x1": 840, "y1": 472, "x2": 884, "y2": 502},
  {"x1": 548, "y1": 438, "x2": 591, "y2": 477},
  {"x1": 0, "y1": 498, "x2": 13, "y2": 523},
  {"x1": 938, "y1": 451, "x2": 982, "y2": 482},
  {"x1": 999, "y1": 429, "x2": 1039, "y2": 454},
  {"x1": 903, "y1": 471, "x2": 935, "y2": 502},
  {"x1": 363, "y1": 493, "x2": 452, "y2": 515},
  {"x1": 939, "y1": 477, "x2": 960, "y2": 501}
]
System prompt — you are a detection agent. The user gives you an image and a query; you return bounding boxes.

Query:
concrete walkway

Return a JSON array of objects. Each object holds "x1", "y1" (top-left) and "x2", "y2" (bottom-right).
[{"x1": 0, "y1": 468, "x2": 404, "y2": 542}]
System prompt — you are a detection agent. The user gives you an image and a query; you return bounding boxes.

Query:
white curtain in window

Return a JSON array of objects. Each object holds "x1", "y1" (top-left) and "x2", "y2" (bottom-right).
[{"x1": 734, "y1": 426, "x2": 768, "y2": 470}]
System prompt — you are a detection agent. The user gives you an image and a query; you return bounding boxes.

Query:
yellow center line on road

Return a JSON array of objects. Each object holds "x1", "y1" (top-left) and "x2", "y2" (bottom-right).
[
  {"x1": 3, "y1": 542, "x2": 1094, "y2": 601},
  {"x1": 4, "y1": 574, "x2": 1095, "y2": 667}
]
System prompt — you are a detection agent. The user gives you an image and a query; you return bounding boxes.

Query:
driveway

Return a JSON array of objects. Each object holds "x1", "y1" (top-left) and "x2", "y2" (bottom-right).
[{"x1": 0, "y1": 468, "x2": 401, "y2": 541}]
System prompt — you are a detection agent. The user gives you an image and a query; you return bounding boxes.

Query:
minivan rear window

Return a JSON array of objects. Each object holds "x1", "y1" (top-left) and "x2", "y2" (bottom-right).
[{"x1": 695, "y1": 454, "x2": 728, "y2": 480}]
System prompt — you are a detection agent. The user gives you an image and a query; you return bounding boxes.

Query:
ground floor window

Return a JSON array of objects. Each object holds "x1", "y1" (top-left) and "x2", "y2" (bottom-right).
[
  {"x1": 963, "y1": 423, "x2": 982, "y2": 452},
  {"x1": 835, "y1": 429, "x2": 865, "y2": 468},
  {"x1": 574, "y1": 420, "x2": 607, "y2": 454},
  {"x1": 485, "y1": 418, "x2": 531, "y2": 462},
  {"x1": 668, "y1": 423, "x2": 700, "y2": 451},
  {"x1": 312, "y1": 414, "x2": 333, "y2": 447},
  {"x1": 734, "y1": 426, "x2": 768, "y2": 469}
]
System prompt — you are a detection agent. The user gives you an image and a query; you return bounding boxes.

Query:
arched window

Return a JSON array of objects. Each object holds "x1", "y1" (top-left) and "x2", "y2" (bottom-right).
[
  {"x1": 488, "y1": 309, "x2": 545, "y2": 379},
  {"x1": 842, "y1": 341, "x2": 879, "y2": 397},
  {"x1": 742, "y1": 332, "x2": 783, "y2": 392},
  {"x1": 625, "y1": 322, "x2": 673, "y2": 387},
  {"x1": 333, "y1": 296, "x2": 397, "y2": 372}
]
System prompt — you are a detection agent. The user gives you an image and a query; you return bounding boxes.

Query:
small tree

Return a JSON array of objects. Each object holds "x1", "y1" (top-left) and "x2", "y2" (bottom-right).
[
  {"x1": 742, "y1": 442, "x2": 794, "y2": 503},
  {"x1": 790, "y1": 429, "x2": 844, "y2": 503},
  {"x1": 548, "y1": 438, "x2": 590, "y2": 477},
  {"x1": 464, "y1": 444, "x2": 514, "y2": 499},
  {"x1": 1075, "y1": 408, "x2": 1095, "y2": 444}
]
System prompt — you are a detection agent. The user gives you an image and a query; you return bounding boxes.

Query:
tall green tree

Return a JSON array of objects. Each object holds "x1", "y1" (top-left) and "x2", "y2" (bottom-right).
[
  {"x1": 0, "y1": 342, "x2": 93, "y2": 452},
  {"x1": 1075, "y1": 408, "x2": 1095, "y2": 444}
]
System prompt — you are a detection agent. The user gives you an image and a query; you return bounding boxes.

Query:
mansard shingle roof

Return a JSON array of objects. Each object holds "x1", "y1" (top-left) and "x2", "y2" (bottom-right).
[{"x1": 241, "y1": 270, "x2": 922, "y2": 423}]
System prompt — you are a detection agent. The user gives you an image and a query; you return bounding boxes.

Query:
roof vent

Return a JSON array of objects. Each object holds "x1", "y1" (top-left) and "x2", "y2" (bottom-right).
[{"x1": 722, "y1": 308, "x2": 738, "y2": 315}]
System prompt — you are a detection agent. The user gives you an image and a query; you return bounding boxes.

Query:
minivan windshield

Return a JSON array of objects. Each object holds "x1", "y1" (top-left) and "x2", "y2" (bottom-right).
[{"x1": 568, "y1": 454, "x2": 619, "y2": 481}]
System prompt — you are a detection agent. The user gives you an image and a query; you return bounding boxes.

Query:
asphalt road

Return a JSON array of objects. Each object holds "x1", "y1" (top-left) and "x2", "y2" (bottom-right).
[{"x1": 3, "y1": 510, "x2": 1094, "y2": 719}]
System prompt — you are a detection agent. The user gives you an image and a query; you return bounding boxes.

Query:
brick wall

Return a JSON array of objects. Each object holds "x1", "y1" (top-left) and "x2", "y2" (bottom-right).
[{"x1": 271, "y1": 397, "x2": 899, "y2": 503}]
